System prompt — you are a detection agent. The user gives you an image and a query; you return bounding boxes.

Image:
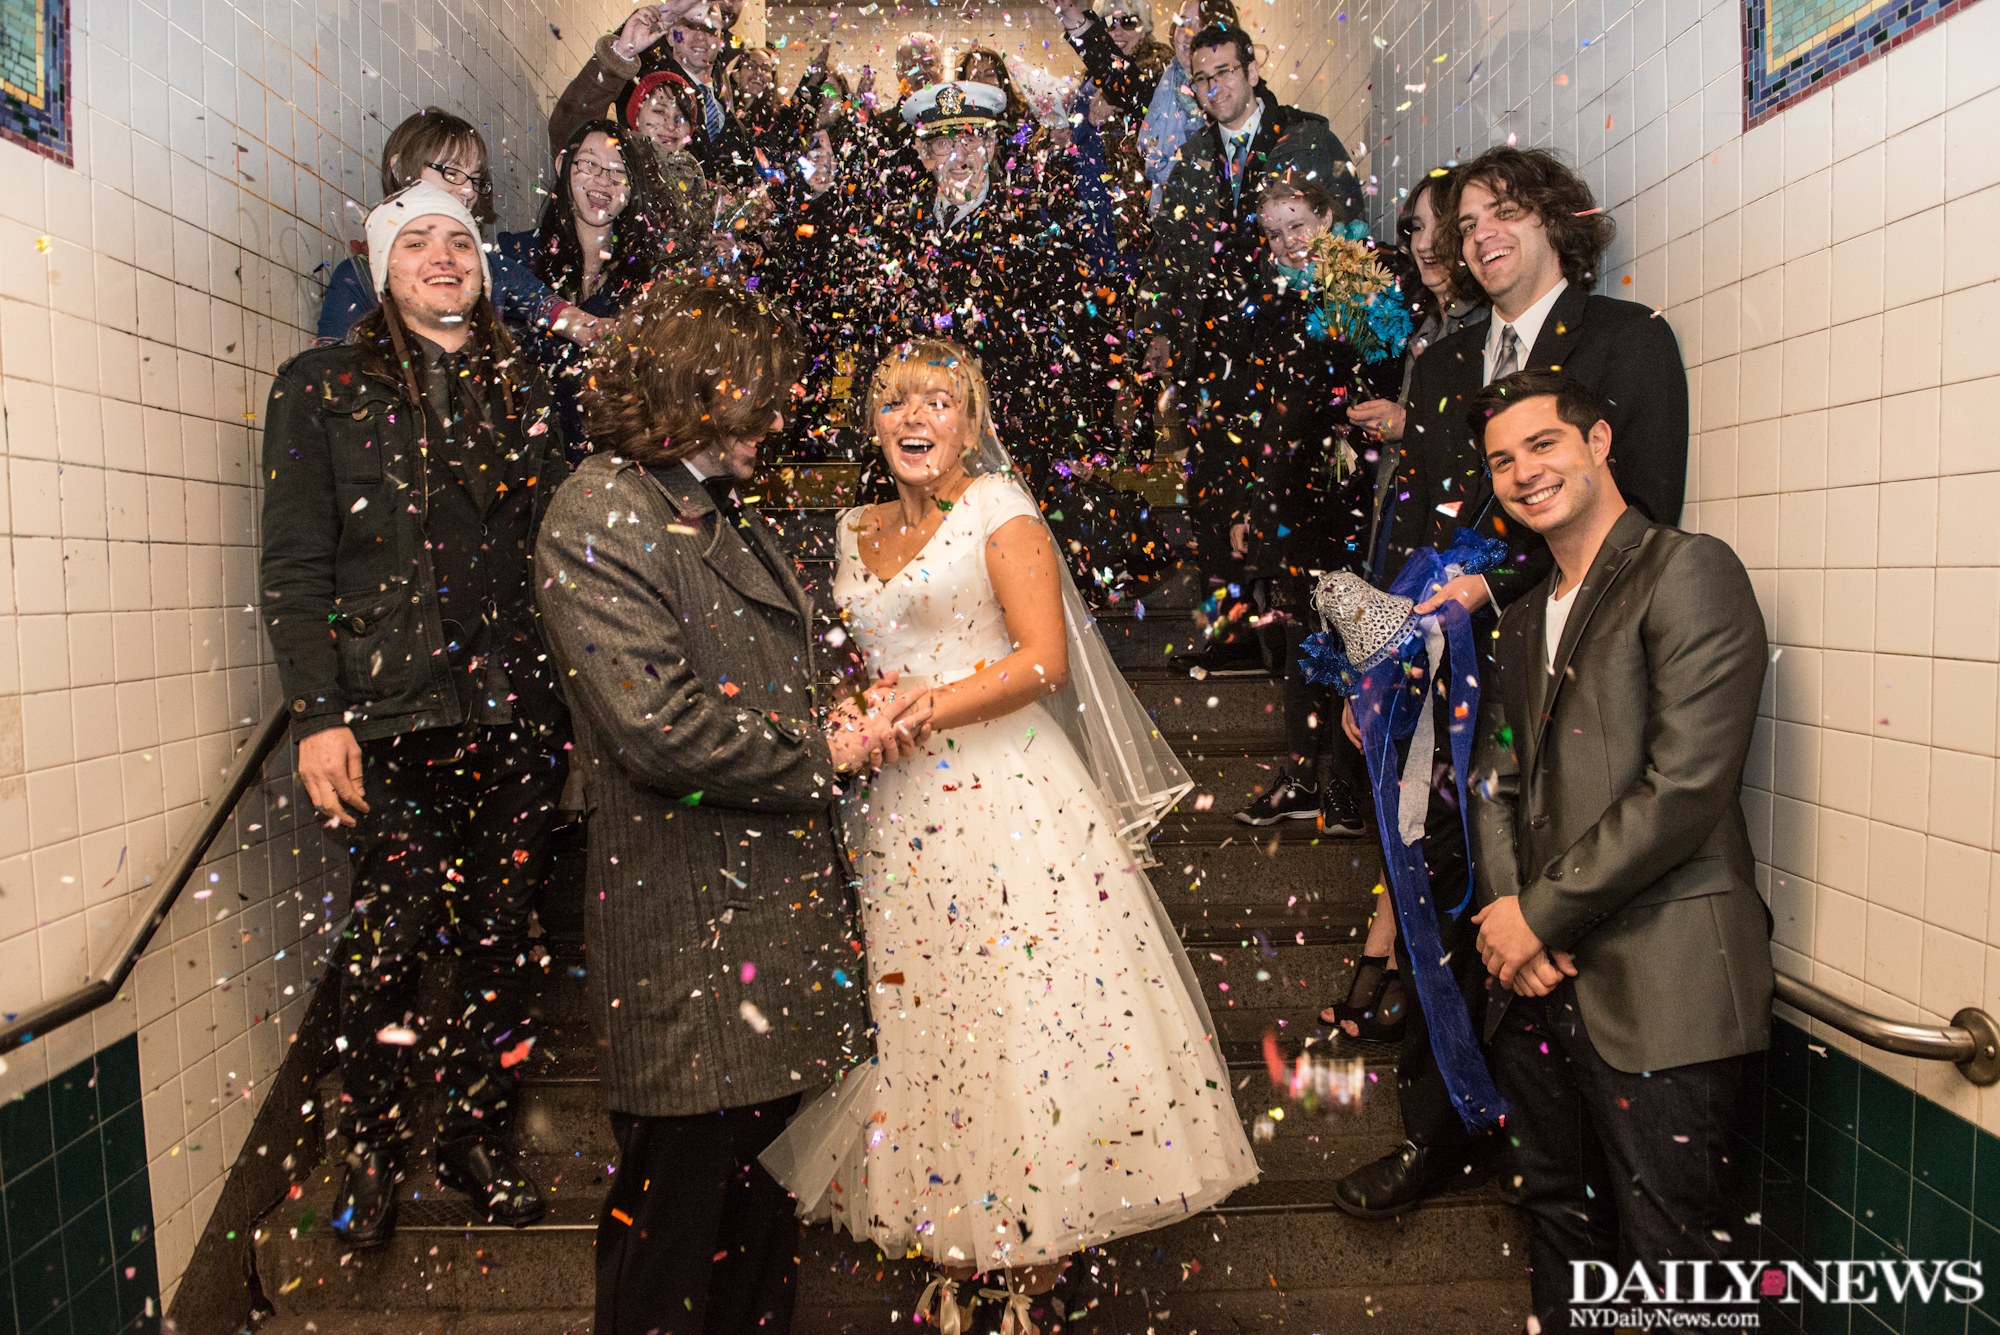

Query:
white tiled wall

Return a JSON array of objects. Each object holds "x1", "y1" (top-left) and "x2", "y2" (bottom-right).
[
  {"x1": 1261, "y1": 0, "x2": 2000, "y2": 1122},
  {"x1": 0, "y1": 0, "x2": 635, "y2": 1306}
]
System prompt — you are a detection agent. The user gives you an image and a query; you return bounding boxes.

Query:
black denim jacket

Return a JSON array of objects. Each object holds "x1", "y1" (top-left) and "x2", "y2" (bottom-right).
[{"x1": 257, "y1": 339, "x2": 568, "y2": 743}]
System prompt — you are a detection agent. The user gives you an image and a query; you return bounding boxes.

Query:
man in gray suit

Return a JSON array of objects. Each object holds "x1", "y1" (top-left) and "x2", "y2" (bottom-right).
[
  {"x1": 535, "y1": 279, "x2": 930, "y2": 1334},
  {"x1": 1466, "y1": 369, "x2": 1771, "y2": 1332}
]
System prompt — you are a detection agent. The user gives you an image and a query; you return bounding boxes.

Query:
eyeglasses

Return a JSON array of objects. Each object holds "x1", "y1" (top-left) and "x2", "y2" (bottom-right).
[
  {"x1": 1189, "y1": 62, "x2": 1245, "y2": 92},
  {"x1": 427, "y1": 161, "x2": 493, "y2": 191},
  {"x1": 1109, "y1": 14, "x2": 1145, "y2": 29},
  {"x1": 571, "y1": 158, "x2": 630, "y2": 183}
]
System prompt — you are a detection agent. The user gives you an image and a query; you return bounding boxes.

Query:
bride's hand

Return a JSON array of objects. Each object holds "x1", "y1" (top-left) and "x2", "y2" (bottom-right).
[
  {"x1": 827, "y1": 692, "x2": 933, "y2": 771},
  {"x1": 876, "y1": 690, "x2": 934, "y2": 763},
  {"x1": 861, "y1": 668, "x2": 906, "y2": 713}
]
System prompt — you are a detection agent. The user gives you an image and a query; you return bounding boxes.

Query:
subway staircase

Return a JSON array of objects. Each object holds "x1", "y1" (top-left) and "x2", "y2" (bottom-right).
[{"x1": 246, "y1": 481, "x2": 1531, "y2": 1334}]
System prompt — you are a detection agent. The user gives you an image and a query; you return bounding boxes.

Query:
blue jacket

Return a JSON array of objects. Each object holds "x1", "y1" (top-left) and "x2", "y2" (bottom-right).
[{"x1": 313, "y1": 250, "x2": 571, "y2": 344}]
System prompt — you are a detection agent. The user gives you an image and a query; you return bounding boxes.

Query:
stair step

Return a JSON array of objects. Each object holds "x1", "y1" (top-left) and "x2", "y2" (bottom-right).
[
  {"x1": 254, "y1": 1315, "x2": 594, "y2": 1335},
  {"x1": 808, "y1": 1280, "x2": 1532, "y2": 1334},
  {"x1": 258, "y1": 1038, "x2": 1501, "y2": 1317},
  {"x1": 794, "y1": 1201, "x2": 1527, "y2": 1315},
  {"x1": 249, "y1": 1274, "x2": 1536, "y2": 1335},
  {"x1": 1129, "y1": 673, "x2": 1287, "y2": 743}
]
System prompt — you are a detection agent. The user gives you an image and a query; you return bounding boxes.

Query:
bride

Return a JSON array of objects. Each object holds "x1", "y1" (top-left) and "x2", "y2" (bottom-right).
[{"x1": 762, "y1": 340, "x2": 1257, "y2": 1331}]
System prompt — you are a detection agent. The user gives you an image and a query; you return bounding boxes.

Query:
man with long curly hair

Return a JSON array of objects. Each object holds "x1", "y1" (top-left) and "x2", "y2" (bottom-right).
[
  {"x1": 1381, "y1": 146, "x2": 1689, "y2": 618},
  {"x1": 535, "y1": 278, "x2": 931, "y2": 1334},
  {"x1": 259, "y1": 183, "x2": 573, "y2": 1249}
]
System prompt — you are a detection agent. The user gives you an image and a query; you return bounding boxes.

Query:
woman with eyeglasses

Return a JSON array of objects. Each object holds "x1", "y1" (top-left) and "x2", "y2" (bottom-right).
[
  {"x1": 500, "y1": 120, "x2": 679, "y2": 462},
  {"x1": 313, "y1": 108, "x2": 602, "y2": 350}
]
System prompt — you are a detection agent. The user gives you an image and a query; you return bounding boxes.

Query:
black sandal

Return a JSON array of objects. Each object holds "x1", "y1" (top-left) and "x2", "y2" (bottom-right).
[{"x1": 1320, "y1": 954, "x2": 1408, "y2": 1042}]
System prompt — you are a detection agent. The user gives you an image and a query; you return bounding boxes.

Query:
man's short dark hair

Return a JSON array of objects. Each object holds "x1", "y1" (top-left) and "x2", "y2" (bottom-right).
[
  {"x1": 1189, "y1": 23, "x2": 1255, "y2": 70},
  {"x1": 1467, "y1": 368, "x2": 1607, "y2": 449},
  {"x1": 1444, "y1": 146, "x2": 1615, "y2": 288}
]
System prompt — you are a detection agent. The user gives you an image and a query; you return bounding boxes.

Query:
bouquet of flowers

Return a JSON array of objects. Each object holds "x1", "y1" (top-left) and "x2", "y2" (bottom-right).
[{"x1": 1302, "y1": 224, "x2": 1416, "y2": 366}]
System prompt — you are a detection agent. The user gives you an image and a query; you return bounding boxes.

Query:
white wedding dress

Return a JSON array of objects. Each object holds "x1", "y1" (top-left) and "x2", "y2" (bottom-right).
[{"x1": 761, "y1": 473, "x2": 1257, "y2": 1271}]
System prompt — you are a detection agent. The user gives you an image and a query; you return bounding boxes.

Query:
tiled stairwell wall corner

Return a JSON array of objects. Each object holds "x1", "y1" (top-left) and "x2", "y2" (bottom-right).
[
  {"x1": 1295, "y1": 0, "x2": 2000, "y2": 1133},
  {"x1": 0, "y1": 0, "x2": 641, "y2": 1315}
]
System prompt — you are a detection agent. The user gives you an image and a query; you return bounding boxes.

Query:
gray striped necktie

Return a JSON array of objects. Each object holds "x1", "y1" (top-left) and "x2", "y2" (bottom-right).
[{"x1": 1492, "y1": 323, "x2": 1521, "y2": 382}]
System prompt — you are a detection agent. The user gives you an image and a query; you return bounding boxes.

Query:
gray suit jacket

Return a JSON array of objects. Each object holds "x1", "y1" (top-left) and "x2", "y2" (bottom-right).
[
  {"x1": 1470, "y1": 506, "x2": 1774, "y2": 1074},
  {"x1": 536, "y1": 456, "x2": 868, "y2": 1116}
]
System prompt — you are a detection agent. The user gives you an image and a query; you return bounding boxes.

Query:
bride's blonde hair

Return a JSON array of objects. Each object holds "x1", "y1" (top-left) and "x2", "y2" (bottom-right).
[{"x1": 865, "y1": 339, "x2": 994, "y2": 450}]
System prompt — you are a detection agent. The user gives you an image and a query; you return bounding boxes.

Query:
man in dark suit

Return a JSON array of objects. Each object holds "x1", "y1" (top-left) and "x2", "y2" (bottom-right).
[
  {"x1": 1384, "y1": 146, "x2": 1688, "y2": 618},
  {"x1": 536, "y1": 279, "x2": 930, "y2": 1334},
  {"x1": 1467, "y1": 370, "x2": 1772, "y2": 1333}
]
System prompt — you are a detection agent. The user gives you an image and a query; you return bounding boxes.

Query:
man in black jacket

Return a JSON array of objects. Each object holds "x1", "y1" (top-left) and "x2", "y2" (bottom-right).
[
  {"x1": 1331, "y1": 148, "x2": 1690, "y2": 1220},
  {"x1": 1383, "y1": 147, "x2": 1688, "y2": 615},
  {"x1": 259, "y1": 184, "x2": 570, "y2": 1249}
]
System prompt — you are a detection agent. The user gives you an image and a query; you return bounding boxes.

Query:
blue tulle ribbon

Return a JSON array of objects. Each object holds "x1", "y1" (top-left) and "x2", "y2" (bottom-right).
[{"x1": 1300, "y1": 530, "x2": 1512, "y2": 1135}]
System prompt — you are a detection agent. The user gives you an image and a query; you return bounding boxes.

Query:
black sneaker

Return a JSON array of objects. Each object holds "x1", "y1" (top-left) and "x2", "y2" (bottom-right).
[
  {"x1": 1319, "y1": 778, "x2": 1368, "y2": 837},
  {"x1": 1235, "y1": 774, "x2": 1321, "y2": 825}
]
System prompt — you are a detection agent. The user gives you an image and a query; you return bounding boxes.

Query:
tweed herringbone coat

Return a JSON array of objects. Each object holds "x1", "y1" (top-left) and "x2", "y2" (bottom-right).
[{"x1": 536, "y1": 455, "x2": 869, "y2": 1116}]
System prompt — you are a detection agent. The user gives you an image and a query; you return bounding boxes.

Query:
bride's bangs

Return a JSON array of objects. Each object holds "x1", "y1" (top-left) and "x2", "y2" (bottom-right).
[{"x1": 867, "y1": 340, "x2": 992, "y2": 441}]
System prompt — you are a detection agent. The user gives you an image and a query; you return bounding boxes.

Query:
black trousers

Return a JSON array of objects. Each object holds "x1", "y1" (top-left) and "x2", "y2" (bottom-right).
[
  {"x1": 336, "y1": 725, "x2": 565, "y2": 1151},
  {"x1": 1490, "y1": 982, "x2": 1747, "y2": 1333},
  {"x1": 1279, "y1": 613, "x2": 1365, "y2": 788},
  {"x1": 595, "y1": 1097, "x2": 803, "y2": 1335}
]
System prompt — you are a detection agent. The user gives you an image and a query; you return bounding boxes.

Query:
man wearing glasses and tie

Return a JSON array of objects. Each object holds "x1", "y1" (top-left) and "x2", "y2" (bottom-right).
[{"x1": 1142, "y1": 22, "x2": 1364, "y2": 611}]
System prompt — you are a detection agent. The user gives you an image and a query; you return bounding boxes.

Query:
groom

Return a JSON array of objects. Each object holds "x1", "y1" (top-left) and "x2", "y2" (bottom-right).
[{"x1": 536, "y1": 279, "x2": 931, "y2": 1334}]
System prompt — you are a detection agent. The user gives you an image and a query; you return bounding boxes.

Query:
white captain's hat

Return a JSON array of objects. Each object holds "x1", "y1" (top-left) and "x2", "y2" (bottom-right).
[{"x1": 900, "y1": 80, "x2": 1009, "y2": 135}]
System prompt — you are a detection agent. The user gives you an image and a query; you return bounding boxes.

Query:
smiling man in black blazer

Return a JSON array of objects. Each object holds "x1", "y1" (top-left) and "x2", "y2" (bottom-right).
[{"x1": 1382, "y1": 147, "x2": 1688, "y2": 617}]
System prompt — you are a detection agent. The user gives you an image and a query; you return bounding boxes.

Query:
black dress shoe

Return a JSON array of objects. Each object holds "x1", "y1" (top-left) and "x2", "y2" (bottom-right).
[
  {"x1": 435, "y1": 1138, "x2": 546, "y2": 1227},
  {"x1": 1333, "y1": 1139, "x2": 1471, "y2": 1219},
  {"x1": 332, "y1": 1148, "x2": 402, "y2": 1249}
]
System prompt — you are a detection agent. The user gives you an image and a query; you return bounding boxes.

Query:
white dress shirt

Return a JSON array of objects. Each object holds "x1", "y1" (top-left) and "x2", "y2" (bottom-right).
[{"x1": 1482, "y1": 277, "x2": 1569, "y2": 385}]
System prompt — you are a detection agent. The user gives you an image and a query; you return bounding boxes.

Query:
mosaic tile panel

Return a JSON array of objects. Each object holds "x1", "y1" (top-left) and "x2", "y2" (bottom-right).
[
  {"x1": 0, "y1": 0, "x2": 70, "y2": 165},
  {"x1": 1743, "y1": 0, "x2": 1989, "y2": 128}
]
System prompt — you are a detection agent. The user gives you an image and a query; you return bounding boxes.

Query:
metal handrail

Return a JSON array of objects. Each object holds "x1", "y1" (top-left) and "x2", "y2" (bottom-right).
[
  {"x1": 0, "y1": 702, "x2": 294, "y2": 1058},
  {"x1": 1775, "y1": 971, "x2": 2000, "y2": 1087}
]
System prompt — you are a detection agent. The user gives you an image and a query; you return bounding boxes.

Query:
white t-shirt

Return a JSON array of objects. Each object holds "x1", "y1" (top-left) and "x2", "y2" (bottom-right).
[{"x1": 1545, "y1": 577, "x2": 1581, "y2": 670}]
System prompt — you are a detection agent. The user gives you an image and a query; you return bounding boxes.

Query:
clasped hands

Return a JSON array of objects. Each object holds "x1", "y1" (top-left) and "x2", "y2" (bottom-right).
[
  {"x1": 1470, "y1": 895, "x2": 1577, "y2": 998},
  {"x1": 826, "y1": 669, "x2": 934, "y2": 774}
]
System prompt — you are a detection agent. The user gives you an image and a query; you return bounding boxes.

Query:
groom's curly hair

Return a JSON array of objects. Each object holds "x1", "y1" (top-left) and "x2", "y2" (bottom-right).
[{"x1": 581, "y1": 276, "x2": 800, "y2": 465}]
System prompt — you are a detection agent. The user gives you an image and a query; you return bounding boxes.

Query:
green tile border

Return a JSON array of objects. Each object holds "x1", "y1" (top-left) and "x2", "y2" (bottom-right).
[
  {"x1": 1735, "y1": 1019, "x2": 1999, "y2": 1335},
  {"x1": 1, "y1": 1036, "x2": 159, "y2": 1335}
]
